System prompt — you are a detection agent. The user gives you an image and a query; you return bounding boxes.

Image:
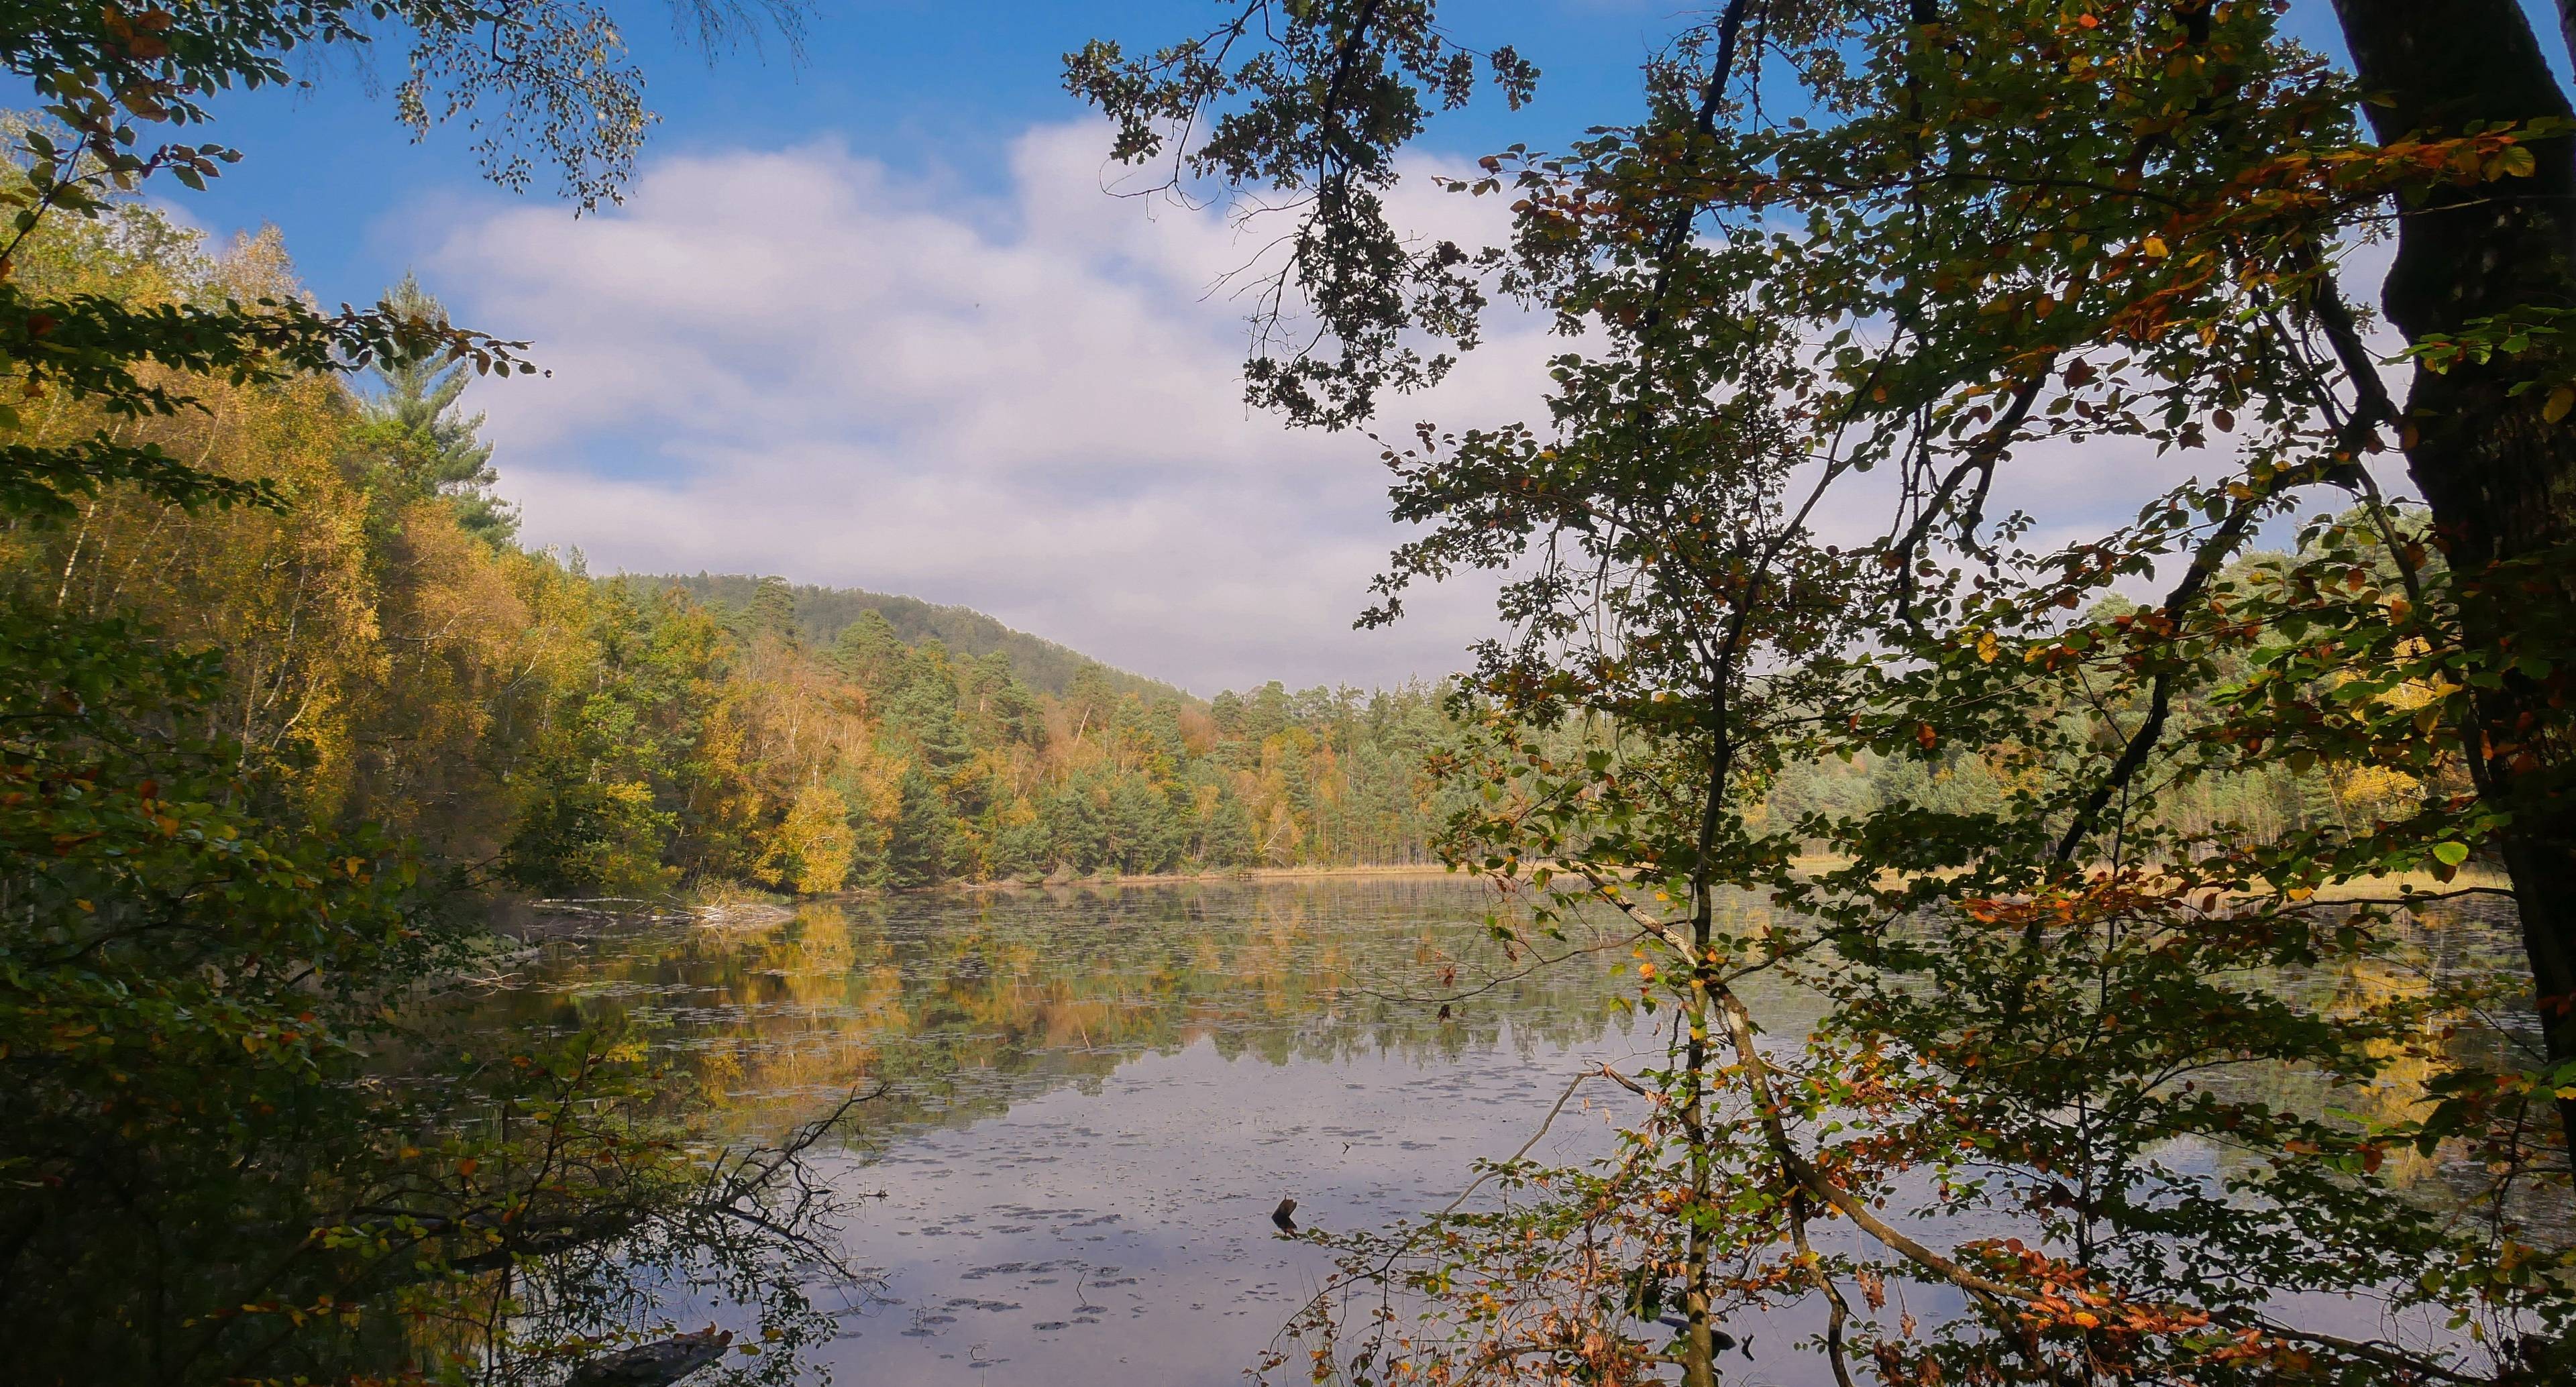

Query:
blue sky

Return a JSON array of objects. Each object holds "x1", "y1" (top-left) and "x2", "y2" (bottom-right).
[
  {"x1": 27, "y1": 2, "x2": 2574, "y2": 694},
  {"x1": 160, "y1": 0, "x2": 2572, "y2": 309},
  {"x1": 160, "y1": 1, "x2": 1684, "y2": 307}
]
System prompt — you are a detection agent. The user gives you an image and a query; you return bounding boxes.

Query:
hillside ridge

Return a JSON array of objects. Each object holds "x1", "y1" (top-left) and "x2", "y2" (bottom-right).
[{"x1": 621, "y1": 571, "x2": 1195, "y2": 705}]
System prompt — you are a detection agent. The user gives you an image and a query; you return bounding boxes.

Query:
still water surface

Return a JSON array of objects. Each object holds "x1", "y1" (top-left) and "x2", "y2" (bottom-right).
[{"x1": 487, "y1": 877, "x2": 2534, "y2": 1386}]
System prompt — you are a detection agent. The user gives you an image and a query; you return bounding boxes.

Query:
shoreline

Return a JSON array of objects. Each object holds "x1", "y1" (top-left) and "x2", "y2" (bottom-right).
[
  {"x1": 517, "y1": 859, "x2": 2516, "y2": 927},
  {"x1": 954, "y1": 862, "x2": 1467, "y2": 893},
  {"x1": 506, "y1": 863, "x2": 1474, "y2": 928}
]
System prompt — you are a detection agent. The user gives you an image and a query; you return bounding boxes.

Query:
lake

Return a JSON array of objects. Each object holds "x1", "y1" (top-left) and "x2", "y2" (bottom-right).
[{"x1": 482, "y1": 876, "x2": 2538, "y2": 1386}]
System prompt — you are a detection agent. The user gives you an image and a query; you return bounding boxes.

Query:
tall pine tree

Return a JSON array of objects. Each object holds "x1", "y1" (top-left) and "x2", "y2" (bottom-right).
[{"x1": 364, "y1": 273, "x2": 516, "y2": 543}]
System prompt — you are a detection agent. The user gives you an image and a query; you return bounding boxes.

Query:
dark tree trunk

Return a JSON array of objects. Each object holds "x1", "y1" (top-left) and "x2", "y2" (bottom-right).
[{"x1": 2332, "y1": 1, "x2": 2576, "y2": 1157}]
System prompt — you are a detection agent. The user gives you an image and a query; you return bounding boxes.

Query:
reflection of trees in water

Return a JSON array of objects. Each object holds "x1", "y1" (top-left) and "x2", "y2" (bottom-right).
[
  {"x1": 2151, "y1": 900, "x2": 2561, "y2": 1231},
  {"x1": 1780, "y1": 894, "x2": 2554, "y2": 1237},
  {"x1": 482, "y1": 880, "x2": 1650, "y2": 1140},
  {"x1": 448, "y1": 880, "x2": 2563, "y2": 1387},
  {"x1": 482, "y1": 882, "x2": 2546, "y2": 1237}
]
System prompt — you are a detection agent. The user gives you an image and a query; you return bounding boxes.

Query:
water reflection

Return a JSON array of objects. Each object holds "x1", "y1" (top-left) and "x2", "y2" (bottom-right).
[
  {"x1": 483, "y1": 878, "x2": 2539, "y2": 1386},
  {"x1": 490, "y1": 880, "x2": 1670, "y2": 1132},
  {"x1": 482, "y1": 879, "x2": 1668, "y2": 1384}
]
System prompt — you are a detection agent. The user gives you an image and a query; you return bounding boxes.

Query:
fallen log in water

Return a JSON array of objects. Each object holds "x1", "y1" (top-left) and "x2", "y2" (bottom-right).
[{"x1": 566, "y1": 1329, "x2": 734, "y2": 1387}]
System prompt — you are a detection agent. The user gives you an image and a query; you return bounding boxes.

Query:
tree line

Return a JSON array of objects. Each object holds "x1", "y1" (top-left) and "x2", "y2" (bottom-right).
[
  {"x1": 1, "y1": 170, "x2": 2440, "y2": 919},
  {"x1": 5, "y1": 199, "x2": 1470, "y2": 905}
]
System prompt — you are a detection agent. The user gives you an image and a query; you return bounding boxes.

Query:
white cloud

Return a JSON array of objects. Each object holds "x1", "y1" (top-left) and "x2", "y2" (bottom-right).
[
  {"x1": 412, "y1": 121, "x2": 2413, "y2": 694},
  {"x1": 417, "y1": 123, "x2": 1549, "y2": 695}
]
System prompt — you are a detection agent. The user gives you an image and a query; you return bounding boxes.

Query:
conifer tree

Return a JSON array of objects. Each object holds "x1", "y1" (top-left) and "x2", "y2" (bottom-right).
[
  {"x1": 740, "y1": 573, "x2": 798, "y2": 641},
  {"x1": 364, "y1": 273, "x2": 516, "y2": 542},
  {"x1": 832, "y1": 609, "x2": 904, "y2": 689},
  {"x1": 1196, "y1": 783, "x2": 1258, "y2": 868},
  {"x1": 885, "y1": 767, "x2": 952, "y2": 888}
]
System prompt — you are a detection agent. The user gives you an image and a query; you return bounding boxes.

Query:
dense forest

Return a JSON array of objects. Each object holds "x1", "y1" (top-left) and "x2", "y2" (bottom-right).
[
  {"x1": 4, "y1": 191, "x2": 2414, "y2": 907},
  {"x1": 1, "y1": 200, "x2": 1473, "y2": 900},
  {"x1": 0, "y1": 190, "x2": 2413, "y2": 908}
]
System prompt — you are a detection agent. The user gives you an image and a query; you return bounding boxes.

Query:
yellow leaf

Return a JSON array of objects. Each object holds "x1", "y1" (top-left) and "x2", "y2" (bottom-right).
[
  {"x1": 2141, "y1": 235, "x2": 2168, "y2": 258},
  {"x1": 2544, "y1": 385, "x2": 2573, "y2": 425},
  {"x1": 1976, "y1": 632, "x2": 1999, "y2": 663}
]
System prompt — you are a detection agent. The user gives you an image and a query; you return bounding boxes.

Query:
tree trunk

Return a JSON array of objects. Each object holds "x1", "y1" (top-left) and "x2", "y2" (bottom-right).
[
  {"x1": 566, "y1": 1329, "x2": 733, "y2": 1387},
  {"x1": 2332, "y1": 1, "x2": 2576, "y2": 1156}
]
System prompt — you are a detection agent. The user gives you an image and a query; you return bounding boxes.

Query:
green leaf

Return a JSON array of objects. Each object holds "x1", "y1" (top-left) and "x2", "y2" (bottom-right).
[{"x1": 2432, "y1": 841, "x2": 2471, "y2": 867}]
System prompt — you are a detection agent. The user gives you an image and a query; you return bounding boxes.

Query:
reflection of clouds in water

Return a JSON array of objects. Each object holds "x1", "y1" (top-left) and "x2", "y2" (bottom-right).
[
  {"x1": 493, "y1": 878, "x2": 1664, "y2": 1384},
  {"x1": 490, "y1": 880, "x2": 2535, "y2": 1386},
  {"x1": 833, "y1": 1035, "x2": 1655, "y2": 1384}
]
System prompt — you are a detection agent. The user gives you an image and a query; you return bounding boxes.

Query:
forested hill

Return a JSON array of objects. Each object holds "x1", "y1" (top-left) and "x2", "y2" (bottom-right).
[
  {"x1": 630, "y1": 572, "x2": 1190, "y2": 705},
  {"x1": 0, "y1": 199, "x2": 1480, "y2": 901},
  {"x1": 5, "y1": 189, "x2": 2384, "y2": 907}
]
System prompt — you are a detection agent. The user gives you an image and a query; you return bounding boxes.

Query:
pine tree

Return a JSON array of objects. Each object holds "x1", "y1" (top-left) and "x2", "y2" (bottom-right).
[
  {"x1": 739, "y1": 575, "x2": 798, "y2": 643},
  {"x1": 884, "y1": 767, "x2": 951, "y2": 889},
  {"x1": 364, "y1": 273, "x2": 516, "y2": 543},
  {"x1": 1040, "y1": 777, "x2": 1110, "y2": 874},
  {"x1": 1105, "y1": 774, "x2": 1183, "y2": 874},
  {"x1": 888, "y1": 642, "x2": 971, "y2": 773},
  {"x1": 1196, "y1": 780, "x2": 1257, "y2": 868},
  {"x1": 830, "y1": 609, "x2": 904, "y2": 691},
  {"x1": 989, "y1": 816, "x2": 1051, "y2": 879}
]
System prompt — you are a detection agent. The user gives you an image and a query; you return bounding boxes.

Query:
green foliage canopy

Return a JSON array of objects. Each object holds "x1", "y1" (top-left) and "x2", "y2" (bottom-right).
[{"x1": 1075, "y1": 2, "x2": 2576, "y2": 1383}]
